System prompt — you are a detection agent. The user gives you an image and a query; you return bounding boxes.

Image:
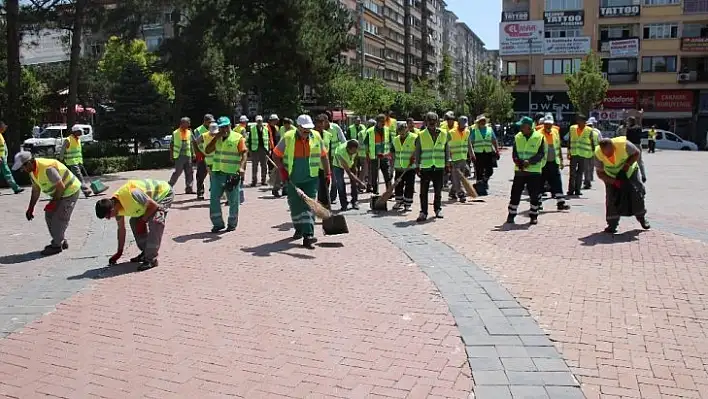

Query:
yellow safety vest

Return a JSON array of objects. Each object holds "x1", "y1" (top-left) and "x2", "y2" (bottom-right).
[
  {"x1": 234, "y1": 124, "x2": 247, "y2": 135},
  {"x1": 202, "y1": 133, "x2": 217, "y2": 167},
  {"x1": 648, "y1": 129, "x2": 656, "y2": 141},
  {"x1": 540, "y1": 128, "x2": 560, "y2": 168},
  {"x1": 194, "y1": 125, "x2": 208, "y2": 152},
  {"x1": 332, "y1": 143, "x2": 355, "y2": 169},
  {"x1": 30, "y1": 158, "x2": 81, "y2": 198},
  {"x1": 328, "y1": 126, "x2": 342, "y2": 151},
  {"x1": 172, "y1": 128, "x2": 193, "y2": 159},
  {"x1": 283, "y1": 131, "x2": 323, "y2": 178},
  {"x1": 569, "y1": 125, "x2": 594, "y2": 158},
  {"x1": 594, "y1": 136, "x2": 638, "y2": 179},
  {"x1": 366, "y1": 126, "x2": 391, "y2": 158},
  {"x1": 418, "y1": 128, "x2": 448, "y2": 169},
  {"x1": 212, "y1": 132, "x2": 244, "y2": 174},
  {"x1": 0, "y1": 131, "x2": 6, "y2": 159},
  {"x1": 356, "y1": 128, "x2": 367, "y2": 157},
  {"x1": 514, "y1": 132, "x2": 545, "y2": 174},
  {"x1": 64, "y1": 135, "x2": 83, "y2": 166},
  {"x1": 440, "y1": 121, "x2": 458, "y2": 133},
  {"x1": 113, "y1": 179, "x2": 171, "y2": 218},
  {"x1": 449, "y1": 127, "x2": 470, "y2": 161},
  {"x1": 247, "y1": 125, "x2": 270, "y2": 151},
  {"x1": 348, "y1": 124, "x2": 363, "y2": 141},
  {"x1": 472, "y1": 127, "x2": 494, "y2": 153},
  {"x1": 392, "y1": 133, "x2": 418, "y2": 169}
]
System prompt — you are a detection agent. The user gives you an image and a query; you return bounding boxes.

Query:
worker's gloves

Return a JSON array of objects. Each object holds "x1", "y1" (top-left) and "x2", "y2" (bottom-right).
[
  {"x1": 135, "y1": 219, "x2": 148, "y2": 235},
  {"x1": 109, "y1": 251, "x2": 122, "y2": 265},
  {"x1": 611, "y1": 180, "x2": 623, "y2": 190},
  {"x1": 25, "y1": 207, "x2": 34, "y2": 221},
  {"x1": 44, "y1": 201, "x2": 57, "y2": 213},
  {"x1": 279, "y1": 168, "x2": 289, "y2": 183}
]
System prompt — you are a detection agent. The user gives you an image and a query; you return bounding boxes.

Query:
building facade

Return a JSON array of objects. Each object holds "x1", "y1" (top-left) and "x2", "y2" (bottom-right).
[{"x1": 500, "y1": 0, "x2": 708, "y2": 142}]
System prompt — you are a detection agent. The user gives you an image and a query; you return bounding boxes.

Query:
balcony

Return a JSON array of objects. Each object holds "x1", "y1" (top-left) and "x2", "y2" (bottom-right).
[
  {"x1": 604, "y1": 72, "x2": 638, "y2": 85},
  {"x1": 501, "y1": 74, "x2": 535, "y2": 85},
  {"x1": 684, "y1": 0, "x2": 708, "y2": 14}
]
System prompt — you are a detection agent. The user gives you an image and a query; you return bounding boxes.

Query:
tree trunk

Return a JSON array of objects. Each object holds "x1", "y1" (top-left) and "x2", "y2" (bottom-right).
[
  {"x1": 66, "y1": 0, "x2": 88, "y2": 128},
  {"x1": 5, "y1": 0, "x2": 22, "y2": 152}
]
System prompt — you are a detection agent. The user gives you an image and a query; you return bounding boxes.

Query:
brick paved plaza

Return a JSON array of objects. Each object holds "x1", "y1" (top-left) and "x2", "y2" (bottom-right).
[{"x1": 0, "y1": 150, "x2": 706, "y2": 399}]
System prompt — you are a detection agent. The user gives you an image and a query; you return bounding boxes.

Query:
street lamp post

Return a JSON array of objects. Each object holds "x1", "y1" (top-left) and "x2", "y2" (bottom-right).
[
  {"x1": 358, "y1": 0, "x2": 365, "y2": 79},
  {"x1": 527, "y1": 37, "x2": 532, "y2": 117}
]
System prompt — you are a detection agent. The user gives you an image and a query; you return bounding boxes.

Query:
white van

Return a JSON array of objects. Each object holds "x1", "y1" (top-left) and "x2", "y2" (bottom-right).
[{"x1": 23, "y1": 124, "x2": 94, "y2": 155}]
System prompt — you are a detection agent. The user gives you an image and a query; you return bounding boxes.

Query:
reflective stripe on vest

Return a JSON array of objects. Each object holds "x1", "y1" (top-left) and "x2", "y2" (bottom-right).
[
  {"x1": 283, "y1": 131, "x2": 323, "y2": 178},
  {"x1": 366, "y1": 127, "x2": 391, "y2": 158},
  {"x1": 64, "y1": 135, "x2": 83, "y2": 166},
  {"x1": 449, "y1": 128, "x2": 470, "y2": 161},
  {"x1": 0, "y1": 133, "x2": 5, "y2": 159},
  {"x1": 248, "y1": 125, "x2": 270, "y2": 151},
  {"x1": 472, "y1": 127, "x2": 494, "y2": 153},
  {"x1": 357, "y1": 128, "x2": 367, "y2": 157},
  {"x1": 172, "y1": 128, "x2": 193, "y2": 159},
  {"x1": 114, "y1": 179, "x2": 171, "y2": 218},
  {"x1": 328, "y1": 126, "x2": 341, "y2": 151},
  {"x1": 393, "y1": 133, "x2": 418, "y2": 169},
  {"x1": 514, "y1": 132, "x2": 544, "y2": 174},
  {"x1": 212, "y1": 132, "x2": 243, "y2": 174},
  {"x1": 569, "y1": 125, "x2": 593, "y2": 158},
  {"x1": 30, "y1": 158, "x2": 81, "y2": 198},
  {"x1": 419, "y1": 129, "x2": 448, "y2": 169},
  {"x1": 594, "y1": 136, "x2": 638, "y2": 179},
  {"x1": 202, "y1": 133, "x2": 217, "y2": 166},
  {"x1": 195, "y1": 125, "x2": 208, "y2": 152},
  {"x1": 332, "y1": 143, "x2": 354, "y2": 169}
]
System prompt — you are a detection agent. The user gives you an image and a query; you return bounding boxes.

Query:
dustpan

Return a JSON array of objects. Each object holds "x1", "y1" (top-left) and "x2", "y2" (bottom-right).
[
  {"x1": 322, "y1": 181, "x2": 348, "y2": 235},
  {"x1": 370, "y1": 195, "x2": 388, "y2": 211},
  {"x1": 81, "y1": 165, "x2": 108, "y2": 196}
]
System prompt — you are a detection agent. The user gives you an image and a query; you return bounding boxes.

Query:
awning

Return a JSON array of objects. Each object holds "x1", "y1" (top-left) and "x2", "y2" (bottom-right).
[{"x1": 330, "y1": 110, "x2": 351, "y2": 122}]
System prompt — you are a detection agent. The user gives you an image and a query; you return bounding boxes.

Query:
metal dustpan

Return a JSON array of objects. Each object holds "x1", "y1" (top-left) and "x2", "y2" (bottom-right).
[
  {"x1": 370, "y1": 195, "x2": 388, "y2": 211},
  {"x1": 322, "y1": 214, "x2": 349, "y2": 235}
]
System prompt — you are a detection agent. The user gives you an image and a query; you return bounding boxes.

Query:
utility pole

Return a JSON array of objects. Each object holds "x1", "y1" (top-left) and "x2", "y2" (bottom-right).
[
  {"x1": 359, "y1": 0, "x2": 365, "y2": 79},
  {"x1": 404, "y1": 0, "x2": 412, "y2": 92},
  {"x1": 420, "y1": 0, "x2": 430, "y2": 80}
]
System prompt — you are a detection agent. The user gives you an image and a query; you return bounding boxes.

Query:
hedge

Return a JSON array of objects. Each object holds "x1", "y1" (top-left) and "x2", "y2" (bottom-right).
[{"x1": 2, "y1": 150, "x2": 171, "y2": 188}]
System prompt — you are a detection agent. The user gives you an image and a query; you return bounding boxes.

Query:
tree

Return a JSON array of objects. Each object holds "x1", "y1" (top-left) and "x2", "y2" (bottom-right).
[
  {"x1": 399, "y1": 79, "x2": 438, "y2": 119},
  {"x1": 565, "y1": 51, "x2": 609, "y2": 116},
  {"x1": 0, "y1": 68, "x2": 48, "y2": 139},
  {"x1": 4, "y1": 0, "x2": 22, "y2": 152},
  {"x1": 348, "y1": 78, "x2": 396, "y2": 118},
  {"x1": 99, "y1": 62, "x2": 171, "y2": 153},
  {"x1": 437, "y1": 53, "x2": 454, "y2": 101},
  {"x1": 466, "y1": 68, "x2": 515, "y2": 124}
]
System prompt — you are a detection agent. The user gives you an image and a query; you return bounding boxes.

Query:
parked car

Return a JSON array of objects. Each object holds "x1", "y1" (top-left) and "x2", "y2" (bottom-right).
[
  {"x1": 22, "y1": 124, "x2": 94, "y2": 155},
  {"x1": 149, "y1": 135, "x2": 172, "y2": 149},
  {"x1": 640, "y1": 129, "x2": 698, "y2": 151}
]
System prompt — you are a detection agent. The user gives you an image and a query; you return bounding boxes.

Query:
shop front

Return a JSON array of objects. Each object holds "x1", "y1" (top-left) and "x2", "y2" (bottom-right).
[
  {"x1": 638, "y1": 90, "x2": 695, "y2": 140},
  {"x1": 512, "y1": 91, "x2": 575, "y2": 131}
]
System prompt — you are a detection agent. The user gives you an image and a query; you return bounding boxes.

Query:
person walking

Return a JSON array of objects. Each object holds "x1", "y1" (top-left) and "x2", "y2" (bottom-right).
[
  {"x1": 331, "y1": 140, "x2": 366, "y2": 211},
  {"x1": 448, "y1": 116, "x2": 472, "y2": 202},
  {"x1": 205, "y1": 117, "x2": 248, "y2": 232},
  {"x1": 60, "y1": 125, "x2": 94, "y2": 197},
  {"x1": 538, "y1": 116, "x2": 570, "y2": 211},
  {"x1": 234, "y1": 115, "x2": 249, "y2": 134},
  {"x1": 0, "y1": 121, "x2": 24, "y2": 194},
  {"x1": 272, "y1": 114, "x2": 331, "y2": 249},
  {"x1": 415, "y1": 112, "x2": 451, "y2": 222},
  {"x1": 648, "y1": 125, "x2": 657, "y2": 153},
  {"x1": 324, "y1": 114, "x2": 346, "y2": 204},
  {"x1": 168, "y1": 117, "x2": 195, "y2": 193},
  {"x1": 469, "y1": 115, "x2": 499, "y2": 195},
  {"x1": 195, "y1": 121, "x2": 219, "y2": 201},
  {"x1": 583, "y1": 117, "x2": 602, "y2": 189},
  {"x1": 193, "y1": 114, "x2": 215, "y2": 200},
  {"x1": 247, "y1": 115, "x2": 272, "y2": 187},
  {"x1": 94, "y1": 179, "x2": 174, "y2": 271},
  {"x1": 567, "y1": 114, "x2": 593, "y2": 196},
  {"x1": 390, "y1": 123, "x2": 417, "y2": 212},
  {"x1": 13, "y1": 152, "x2": 80, "y2": 255},
  {"x1": 272, "y1": 118, "x2": 295, "y2": 198},
  {"x1": 266, "y1": 114, "x2": 280, "y2": 175},
  {"x1": 363, "y1": 114, "x2": 393, "y2": 195},
  {"x1": 506, "y1": 117, "x2": 545, "y2": 225}
]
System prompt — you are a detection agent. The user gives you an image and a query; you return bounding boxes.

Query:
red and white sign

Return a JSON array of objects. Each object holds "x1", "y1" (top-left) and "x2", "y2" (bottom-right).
[
  {"x1": 653, "y1": 90, "x2": 693, "y2": 112},
  {"x1": 602, "y1": 90, "x2": 638, "y2": 109},
  {"x1": 609, "y1": 38, "x2": 639, "y2": 58},
  {"x1": 499, "y1": 21, "x2": 544, "y2": 56}
]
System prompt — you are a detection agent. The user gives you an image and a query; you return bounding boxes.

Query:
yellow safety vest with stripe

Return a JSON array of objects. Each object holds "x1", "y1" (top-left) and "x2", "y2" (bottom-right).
[
  {"x1": 514, "y1": 131, "x2": 545, "y2": 174},
  {"x1": 449, "y1": 127, "x2": 470, "y2": 161},
  {"x1": 64, "y1": 135, "x2": 83, "y2": 166},
  {"x1": 472, "y1": 127, "x2": 494, "y2": 153},
  {"x1": 542, "y1": 127, "x2": 561, "y2": 165},
  {"x1": 348, "y1": 124, "x2": 363, "y2": 141},
  {"x1": 247, "y1": 125, "x2": 269, "y2": 152},
  {"x1": 332, "y1": 143, "x2": 355, "y2": 169},
  {"x1": 569, "y1": 125, "x2": 594, "y2": 158},
  {"x1": 0, "y1": 132, "x2": 7, "y2": 159},
  {"x1": 594, "y1": 136, "x2": 638, "y2": 179},
  {"x1": 201, "y1": 133, "x2": 217, "y2": 167},
  {"x1": 282, "y1": 130, "x2": 324, "y2": 178},
  {"x1": 212, "y1": 132, "x2": 244, "y2": 174},
  {"x1": 440, "y1": 121, "x2": 458, "y2": 133},
  {"x1": 172, "y1": 128, "x2": 193, "y2": 159},
  {"x1": 356, "y1": 128, "x2": 368, "y2": 157},
  {"x1": 194, "y1": 125, "x2": 208, "y2": 152},
  {"x1": 392, "y1": 133, "x2": 418, "y2": 169},
  {"x1": 419, "y1": 128, "x2": 448, "y2": 169},
  {"x1": 328, "y1": 126, "x2": 342, "y2": 152},
  {"x1": 30, "y1": 158, "x2": 81, "y2": 198},
  {"x1": 365, "y1": 126, "x2": 391, "y2": 158},
  {"x1": 113, "y1": 179, "x2": 171, "y2": 218}
]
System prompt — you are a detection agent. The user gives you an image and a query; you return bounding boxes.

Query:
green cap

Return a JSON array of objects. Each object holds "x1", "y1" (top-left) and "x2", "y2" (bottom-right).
[
  {"x1": 515, "y1": 116, "x2": 534, "y2": 126},
  {"x1": 217, "y1": 116, "x2": 231, "y2": 127}
]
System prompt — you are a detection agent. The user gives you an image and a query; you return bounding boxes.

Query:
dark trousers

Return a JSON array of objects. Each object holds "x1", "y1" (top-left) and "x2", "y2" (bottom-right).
[
  {"x1": 195, "y1": 160, "x2": 208, "y2": 196},
  {"x1": 648, "y1": 140, "x2": 656, "y2": 153},
  {"x1": 317, "y1": 169, "x2": 330, "y2": 208},
  {"x1": 539, "y1": 162, "x2": 566, "y2": 204},
  {"x1": 568, "y1": 156, "x2": 588, "y2": 193},
  {"x1": 508, "y1": 173, "x2": 542, "y2": 219},
  {"x1": 394, "y1": 169, "x2": 415, "y2": 205},
  {"x1": 368, "y1": 157, "x2": 392, "y2": 195},
  {"x1": 333, "y1": 167, "x2": 358, "y2": 207},
  {"x1": 419, "y1": 168, "x2": 444, "y2": 214},
  {"x1": 473, "y1": 152, "x2": 495, "y2": 183}
]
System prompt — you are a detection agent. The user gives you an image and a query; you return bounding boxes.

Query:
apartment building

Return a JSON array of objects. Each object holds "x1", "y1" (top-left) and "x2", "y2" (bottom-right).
[
  {"x1": 442, "y1": 9, "x2": 493, "y2": 93},
  {"x1": 500, "y1": 0, "x2": 708, "y2": 141}
]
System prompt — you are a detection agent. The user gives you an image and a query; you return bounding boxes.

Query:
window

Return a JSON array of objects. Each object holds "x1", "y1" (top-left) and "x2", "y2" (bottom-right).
[
  {"x1": 544, "y1": 27, "x2": 583, "y2": 38},
  {"x1": 685, "y1": 0, "x2": 708, "y2": 14},
  {"x1": 643, "y1": 0, "x2": 679, "y2": 4},
  {"x1": 600, "y1": 24, "x2": 634, "y2": 40},
  {"x1": 145, "y1": 37, "x2": 162, "y2": 51},
  {"x1": 545, "y1": 0, "x2": 583, "y2": 10},
  {"x1": 364, "y1": 43, "x2": 384, "y2": 59},
  {"x1": 543, "y1": 58, "x2": 582, "y2": 74},
  {"x1": 364, "y1": 0, "x2": 380, "y2": 14},
  {"x1": 643, "y1": 23, "x2": 679, "y2": 39},
  {"x1": 665, "y1": 132, "x2": 680, "y2": 141},
  {"x1": 506, "y1": 61, "x2": 517, "y2": 75},
  {"x1": 642, "y1": 56, "x2": 677, "y2": 72},
  {"x1": 682, "y1": 23, "x2": 708, "y2": 38},
  {"x1": 363, "y1": 21, "x2": 379, "y2": 36},
  {"x1": 601, "y1": 0, "x2": 635, "y2": 5},
  {"x1": 605, "y1": 58, "x2": 637, "y2": 73}
]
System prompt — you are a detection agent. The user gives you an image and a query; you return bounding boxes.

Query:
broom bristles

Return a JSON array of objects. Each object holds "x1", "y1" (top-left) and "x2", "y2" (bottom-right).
[
  {"x1": 456, "y1": 168, "x2": 478, "y2": 198},
  {"x1": 292, "y1": 185, "x2": 332, "y2": 219},
  {"x1": 268, "y1": 169, "x2": 277, "y2": 187},
  {"x1": 376, "y1": 168, "x2": 412, "y2": 207}
]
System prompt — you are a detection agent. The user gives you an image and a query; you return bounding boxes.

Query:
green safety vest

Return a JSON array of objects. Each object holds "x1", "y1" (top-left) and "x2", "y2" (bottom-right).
[
  {"x1": 283, "y1": 131, "x2": 323, "y2": 178},
  {"x1": 356, "y1": 128, "x2": 367, "y2": 157},
  {"x1": 247, "y1": 124, "x2": 270, "y2": 151},
  {"x1": 332, "y1": 143, "x2": 355, "y2": 169},
  {"x1": 0, "y1": 132, "x2": 6, "y2": 159},
  {"x1": 514, "y1": 132, "x2": 544, "y2": 174},
  {"x1": 328, "y1": 126, "x2": 341, "y2": 151},
  {"x1": 569, "y1": 125, "x2": 594, "y2": 158},
  {"x1": 449, "y1": 127, "x2": 470, "y2": 161},
  {"x1": 366, "y1": 126, "x2": 391, "y2": 158},
  {"x1": 392, "y1": 133, "x2": 418, "y2": 169},
  {"x1": 418, "y1": 128, "x2": 448, "y2": 169},
  {"x1": 195, "y1": 125, "x2": 208, "y2": 152},
  {"x1": 172, "y1": 128, "x2": 193, "y2": 159},
  {"x1": 472, "y1": 127, "x2": 494, "y2": 153},
  {"x1": 348, "y1": 124, "x2": 365, "y2": 141},
  {"x1": 212, "y1": 132, "x2": 244, "y2": 174},
  {"x1": 64, "y1": 135, "x2": 83, "y2": 166}
]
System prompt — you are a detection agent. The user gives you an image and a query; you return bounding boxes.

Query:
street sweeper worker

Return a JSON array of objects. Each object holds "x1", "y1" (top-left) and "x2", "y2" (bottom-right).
[
  {"x1": 94, "y1": 179, "x2": 175, "y2": 271},
  {"x1": 506, "y1": 116, "x2": 545, "y2": 225},
  {"x1": 331, "y1": 140, "x2": 366, "y2": 211},
  {"x1": 538, "y1": 116, "x2": 570, "y2": 211},
  {"x1": 390, "y1": 123, "x2": 418, "y2": 212},
  {"x1": 60, "y1": 125, "x2": 93, "y2": 197},
  {"x1": 469, "y1": 114, "x2": 499, "y2": 195},
  {"x1": 273, "y1": 114, "x2": 331, "y2": 249},
  {"x1": 415, "y1": 112, "x2": 451, "y2": 222},
  {"x1": 448, "y1": 116, "x2": 473, "y2": 203},
  {"x1": 14, "y1": 151, "x2": 81, "y2": 256}
]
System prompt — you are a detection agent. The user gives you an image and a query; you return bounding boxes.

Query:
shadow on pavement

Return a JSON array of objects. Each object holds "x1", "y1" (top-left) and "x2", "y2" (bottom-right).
[
  {"x1": 172, "y1": 197, "x2": 201, "y2": 205},
  {"x1": 316, "y1": 242, "x2": 344, "y2": 248},
  {"x1": 173, "y1": 231, "x2": 223, "y2": 243},
  {"x1": 241, "y1": 238, "x2": 315, "y2": 259},
  {"x1": 67, "y1": 262, "x2": 139, "y2": 280},
  {"x1": 578, "y1": 229, "x2": 644, "y2": 246},
  {"x1": 0, "y1": 251, "x2": 44, "y2": 264},
  {"x1": 272, "y1": 222, "x2": 293, "y2": 231},
  {"x1": 173, "y1": 203, "x2": 210, "y2": 210},
  {"x1": 393, "y1": 220, "x2": 420, "y2": 228},
  {"x1": 492, "y1": 223, "x2": 531, "y2": 231}
]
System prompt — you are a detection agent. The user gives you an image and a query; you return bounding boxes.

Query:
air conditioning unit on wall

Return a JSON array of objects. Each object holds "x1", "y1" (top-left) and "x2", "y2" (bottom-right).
[{"x1": 678, "y1": 73, "x2": 691, "y2": 82}]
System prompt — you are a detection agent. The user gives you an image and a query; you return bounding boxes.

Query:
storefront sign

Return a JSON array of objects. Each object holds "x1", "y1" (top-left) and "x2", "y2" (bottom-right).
[
  {"x1": 681, "y1": 37, "x2": 708, "y2": 52},
  {"x1": 543, "y1": 10, "x2": 584, "y2": 27},
  {"x1": 599, "y1": 5, "x2": 640, "y2": 18},
  {"x1": 502, "y1": 11, "x2": 529, "y2": 22},
  {"x1": 544, "y1": 37, "x2": 591, "y2": 55},
  {"x1": 602, "y1": 90, "x2": 638, "y2": 109},
  {"x1": 609, "y1": 38, "x2": 639, "y2": 58},
  {"x1": 654, "y1": 90, "x2": 693, "y2": 112},
  {"x1": 512, "y1": 92, "x2": 574, "y2": 114},
  {"x1": 593, "y1": 110, "x2": 624, "y2": 121},
  {"x1": 499, "y1": 21, "x2": 544, "y2": 56}
]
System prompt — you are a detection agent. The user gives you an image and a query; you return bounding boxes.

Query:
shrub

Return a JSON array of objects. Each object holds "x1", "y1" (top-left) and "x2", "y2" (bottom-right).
[{"x1": 81, "y1": 141, "x2": 132, "y2": 158}]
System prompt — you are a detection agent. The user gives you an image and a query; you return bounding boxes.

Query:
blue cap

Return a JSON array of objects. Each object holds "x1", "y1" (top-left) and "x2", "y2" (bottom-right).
[{"x1": 217, "y1": 116, "x2": 231, "y2": 127}]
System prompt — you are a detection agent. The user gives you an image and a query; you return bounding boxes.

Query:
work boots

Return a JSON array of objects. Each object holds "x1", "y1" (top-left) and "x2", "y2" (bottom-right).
[{"x1": 637, "y1": 216, "x2": 651, "y2": 230}]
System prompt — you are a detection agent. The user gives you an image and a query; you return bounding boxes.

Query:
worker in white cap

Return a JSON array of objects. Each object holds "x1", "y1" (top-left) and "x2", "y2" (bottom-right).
[
  {"x1": 266, "y1": 114, "x2": 280, "y2": 185},
  {"x1": 246, "y1": 115, "x2": 272, "y2": 187},
  {"x1": 234, "y1": 115, "x2": 249, "y2": 134},
  {"x1": 584, "y1": 117, "x2": 602, "y2": 189},
  {"x1": 538, "y1": 115, "x2": 570, "y2": 211},
  {"x1": 13, "y1": 151, "x2": 81, "y2": 255},
  {"x1": 60, "y1": 125, "x2": 98, "y2": 197}
]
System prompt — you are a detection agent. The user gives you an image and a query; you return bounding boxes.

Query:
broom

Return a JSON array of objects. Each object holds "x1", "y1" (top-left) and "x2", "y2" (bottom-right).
[
  {"x1": 266, "y1": 155, "x2": 278, "y2": 187},
  {"x1": 455, "y1": 167, "x2": 478, "y2": 198},
  {"x1": 290, "y1": 182, "x2": 332, "y2": 220},
  {"x1": 375, "y1": 168, "x2": 413, "y2": 208}
]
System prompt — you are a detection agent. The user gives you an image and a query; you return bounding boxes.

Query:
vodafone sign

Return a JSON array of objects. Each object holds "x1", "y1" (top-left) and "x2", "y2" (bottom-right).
[
  {"x1": 500, "y1": 21, "x2": 544, "y2": 56},
  {"x1": 602, "y1": 90, "x2": 638, "y2": 109}
]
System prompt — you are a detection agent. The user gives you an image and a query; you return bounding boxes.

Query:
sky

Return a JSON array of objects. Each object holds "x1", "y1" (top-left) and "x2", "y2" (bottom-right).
[{"x1": 445, "y1": 0, "x2": 501, "y2": 50}]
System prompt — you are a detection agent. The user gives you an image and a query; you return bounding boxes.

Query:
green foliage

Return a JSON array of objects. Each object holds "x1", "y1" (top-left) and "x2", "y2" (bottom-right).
[
  {"x1": 348, "y1": 78, "x2": 396, "y2": 118},
  {"x1": 565, "y1": 52, "x2": 608, "y2": 116},
  {"x1": 81, "y1": 141, "x2": 132, "y2": 158},
  {"x1": 438, "y1": 53, "x2": 454, "y2": 100},
  {"x1": 83, "y1": 151, "x2": 171, "y2": 175},
  {"x1": 0, "y1": 68, "x2": 48, "y2": 140},
  {"x1": 465, "y1": 68, "x2": 515, "y2": 124},
  {"x1": 397, "y1": 79, "x2": 438, "y2": 119}
]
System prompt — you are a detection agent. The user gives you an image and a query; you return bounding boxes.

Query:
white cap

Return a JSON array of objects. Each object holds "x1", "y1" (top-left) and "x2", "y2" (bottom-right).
[
  {"x1": 255, "y1": 115, "x2": 263, "y2": 122},
  {"x1": 474, "y1": 114, "x2": 487, "y2": 123},
  {"x1": 544, "y1": 116, "x2": 554, "y2": 124},
  {"x1": 587, "y1": 117, "x2": 597, "y2": 125},
  {"x1": 208, "y1": 122, "x2": 218, "y2": 133},
  {"x1": 11, "y1": 151, "x2": 32, "y2": 171},
  {"x1": 239, "y1": 115, "x2": 248, "y2": 123},
  {"x1": 71, "y1": 125, "x2": 82, "y2": 132},
  {"x1": 538, "y1": 117, "x2": 545, "y2": 124},
  {"x1": 269, "y1": 114, "x2": 279, "y2": 121},
  {"x1": 296, "y1": 114, "x2": 315, "y2": 129}
]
